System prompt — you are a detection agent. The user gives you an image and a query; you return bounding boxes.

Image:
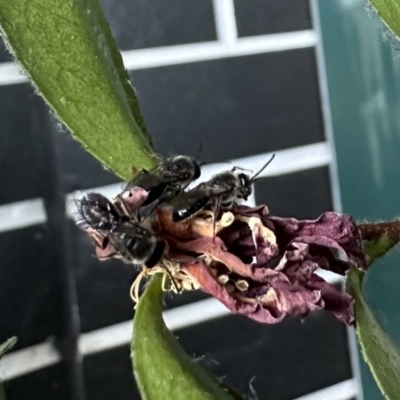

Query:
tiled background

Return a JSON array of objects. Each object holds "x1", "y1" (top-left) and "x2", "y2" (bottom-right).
[{"x1": 0, "y1": 1, "x2": 360, "y2": 399}]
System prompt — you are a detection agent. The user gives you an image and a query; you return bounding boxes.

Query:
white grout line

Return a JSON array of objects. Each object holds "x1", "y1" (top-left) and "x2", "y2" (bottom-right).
[
  {"x1": 0, "y1": 31, "x2": 317, "y2": 86},
  {"x1": 212, "y1": 0, "x2": 238, "y2": 48},
  {"x1": 0, "y1": 340, "x2": 61, "y2": 381},
  {"x1": 309, "y1": 0, "x2": 342, "y2": 214},
  {"x1": 122, "y1": 31, "x2": 316, "y2": 70},
  {"x1": 0, "y1": 198, "x2": 47, "y2": 233},
  {"x1": 78, "y1": 320, "x2": 132, "y2": 356},
  {"x1": 293, "y1": 379, "x2": 357, "y2": 400},
  {"x1": 0, "y1": 62, "x2": 27, "y2": 86},
  {"x1": 235, "y1": 31, "x2": 316, "y2": 55},
  {"x1": 198, "y1": 142, "x2": 331, "y2": 183},
  {"x1": 163, "y1": 297, "x2": 230, "y2": 331},
  {"x1": 345, "y1": 324, "x2": 364, "y2": 400}
]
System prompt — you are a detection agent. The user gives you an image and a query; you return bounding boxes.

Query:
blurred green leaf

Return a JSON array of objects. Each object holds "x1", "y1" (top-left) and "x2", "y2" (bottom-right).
[
  {"x1": 348, "y1": 269, "x2": 400, "y2": 399},
  {"x1": 369, "y1": 0, "x2": 400, "y2": 40},
  {"x1": 131, "y1": 275, "x2": 242, "y2": 400},
  {"x1": 0, "y1": 337, "x2": 16, "y2": 359},
  {"x1": 0, "y1": 337, "x2": 17, "y2": 400},
  {"x1": 364, "y1": 236, "x2": 397, "y2": 265},
  {"x1": 0, "y1": 0, "x2": 156, "y2": 179}
]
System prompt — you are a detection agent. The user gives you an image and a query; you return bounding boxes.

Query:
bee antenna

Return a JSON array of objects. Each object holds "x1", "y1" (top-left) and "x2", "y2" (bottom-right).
[
  {"x1": 195, "y1": 142, "x2": 203, "y2": 162},
  {"x1": 250, "y1": 154, "x2": 275, "y2": 182}
]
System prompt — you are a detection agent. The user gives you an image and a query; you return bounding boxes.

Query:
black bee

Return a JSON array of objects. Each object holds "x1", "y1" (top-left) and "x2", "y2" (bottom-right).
[
  {"x1": 172, "y1": 155, "x2": 275, "y2": 222},
  {"x1": 171, "y1": 183, "x2": 227, "y2": 222},
  {"x1": 125, "y1": 155, "x2": 201, "y2": 206},
  {"x1": 77, "y1": 192, "x2": 164, "y2": 268},
  {"x1": 78, "y1": 192, "x2": 124, "y2": 231},
  {"x1": 105, "y1": 222, "x2": 165, "y2": 268}
]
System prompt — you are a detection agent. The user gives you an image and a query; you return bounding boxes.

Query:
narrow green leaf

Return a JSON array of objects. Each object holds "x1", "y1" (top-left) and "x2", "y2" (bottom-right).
[
  {"x1": 0, "y1": 337, "x2": 17, "y2": 400},
  {"x1": 348, "y1": 269, "x2": 400, "y2": 399},
  {"x1": 0, "y1": 337, "x2": 17, "y2": 359},
  {"x1": 0, "y1": 0, "x2": 156, "y2": 179},
  {"x1": 364, "y1": 236, "x2": 397, "y2": 264},
  {"x1": 369, "y1": 0, "x2": 400, "y2": 40},
  {"x1": 132, "y1": 275, "x2": 241, "y2": 400}
]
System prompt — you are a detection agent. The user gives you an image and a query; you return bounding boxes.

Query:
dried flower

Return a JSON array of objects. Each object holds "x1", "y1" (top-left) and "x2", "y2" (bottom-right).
[{"x1": 158, "y1": 203, "x2": 366, "y2": 325}]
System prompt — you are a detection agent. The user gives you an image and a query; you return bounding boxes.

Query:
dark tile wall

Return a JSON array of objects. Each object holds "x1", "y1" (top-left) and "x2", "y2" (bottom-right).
[
  {"x1": 84, "y1": 347, "x2": 139, "y2": 400},
  {"x1": 0, "y1": 84, "x2": 49, "y2": 205},
  {"x1": 52, "y1": 131, "x2": 120, "y2": 194},
  {"x1": 177, "y1": 312, "x2": 351, "y2": 400},
  {"x1": 131, "y1": 48, "x2": 324, "y2": 161},
  {"x1": 255, "y1": 166, "x2": 333, "y2": 220},
  {"x1": 4, "y1": 363, "x2": 69, "y2": 400},
  {"x1": 72, "y1": 224, "x2": 137, "y2": 333},
  {"x1": 0, "y1": 225, "x2": 62, "y2": 349},
  {"x1": 234, "y1": 0, "x2": 311, "y2": 37},
  {"x1": 100, "y1": 0, "x2": 216, "y2": 51},
  {"x1": 0, "y1": 36, "x2": 12, "y2": 63}
]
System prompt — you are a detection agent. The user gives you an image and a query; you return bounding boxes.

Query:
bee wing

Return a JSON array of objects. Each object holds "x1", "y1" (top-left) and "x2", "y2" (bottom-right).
[
  {"x1": 169, "y1": 183, "x2": 205, "y2": 207},
  {"x1": 207, "y1": 182, "x2": 233, "y2": 198},
  {"x1": 126, "y1": 168, "x2": 160, "y2": 190}
]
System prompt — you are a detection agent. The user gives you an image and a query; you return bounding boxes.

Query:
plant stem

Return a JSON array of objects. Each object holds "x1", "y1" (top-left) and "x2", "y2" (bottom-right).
[
  {"x1": 359, "y1": 220, "x2": 400, "y2": 241},
  {"x1": 358, "y1": 221, "x2": 400, "y2": 265}
]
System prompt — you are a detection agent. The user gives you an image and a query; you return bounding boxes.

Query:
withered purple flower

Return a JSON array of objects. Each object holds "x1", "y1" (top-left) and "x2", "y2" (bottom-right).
[
  {"x1": 157, "y1": 203, "x2": 366, "y2": 325},
  {"x1": 87, "y1": 187, "x2": 367, "y2": 325}
]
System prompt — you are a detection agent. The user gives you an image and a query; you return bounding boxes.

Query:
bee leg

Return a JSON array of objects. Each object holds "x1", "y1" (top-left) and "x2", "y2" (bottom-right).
[
  {"x1": 159, "y1": 260, "x2": 180, "y2": 293},
  {"x1": 92, "y1": 235, "x2": 109, "y2": 250},
  {"x1": 140, "y1": 200, "x2": 161, "y2": 222},
  {"x1": 211, "y1": 195, "x2": 221, "y2": 241},
  {"x1": 95, "y1": 251, "x2": 118, "y2": 260}
]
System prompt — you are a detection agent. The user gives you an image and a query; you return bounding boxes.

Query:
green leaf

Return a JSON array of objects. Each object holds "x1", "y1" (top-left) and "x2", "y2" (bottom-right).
[
  {"x1": 369, "y1": 0, "x2": 400, "y2": 40},
  {"x1": 0, "y1": 337, "x2": 17, "y2": 400},
  {"x1": 131, "y1": 275, "x2": 242, "y2": 400},
  {"x1": 364, "y1": 236, "x2": 397, "y2": 265},
  {"x1": 0, "y1": 0, "x2": 156, "y2": 179},
  {"x1": 348, "y1": 269, "x2": 400, "y2": 399},
  {"x1": 0, "y1": 337, "x2": 17, "y2": 359}
]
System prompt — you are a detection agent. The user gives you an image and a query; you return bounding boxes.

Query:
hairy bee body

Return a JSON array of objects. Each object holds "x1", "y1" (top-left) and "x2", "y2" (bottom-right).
[
  {"x1": 126, "y1": 155, "x2": 201, "y2": 206},
  {"x1": 78, "y1": 192, "x2": 164, "y2": 268},
  {"x1": 171, "y1": 155, "x2": 274, "y2": 222}
]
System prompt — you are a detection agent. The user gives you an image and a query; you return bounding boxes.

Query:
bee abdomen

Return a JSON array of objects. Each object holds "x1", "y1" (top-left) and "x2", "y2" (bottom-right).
[
  {"x1": 172, "y1": 197, "x2": 209, "y2": 222},
  {"x1": 146, "y1": 241, "x2": 166, "y2": 268}
]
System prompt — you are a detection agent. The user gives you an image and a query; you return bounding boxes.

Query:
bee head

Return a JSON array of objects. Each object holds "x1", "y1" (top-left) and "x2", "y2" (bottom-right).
[
  {"x1": 238, "y1": 173, "x2": 252, "y2": 200},
  {"x1": 170, "y1": 155, "x2": 201, "y2": 182}
]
